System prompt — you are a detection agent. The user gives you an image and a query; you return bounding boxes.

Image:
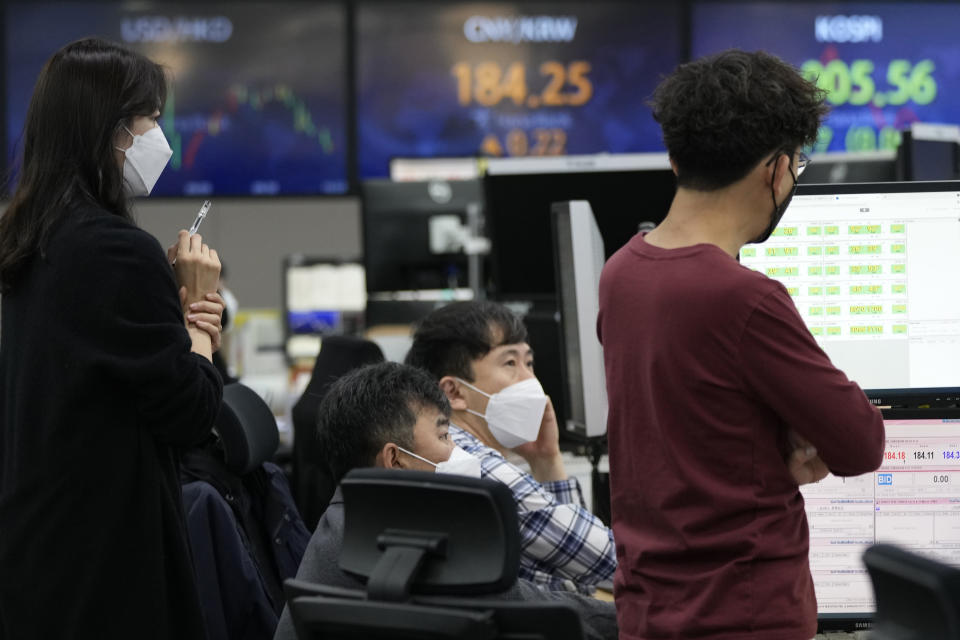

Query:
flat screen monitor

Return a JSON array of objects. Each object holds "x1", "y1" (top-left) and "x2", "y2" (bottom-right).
[
  {"x1": 908, "y1": 140, "x2": 960, "y2": 182},
  {"x1": 361, "y1": 179, "x2": 483, "y2": 294},
  {"x1": 801, "y1": 413, "x2": 960, "y2": 632},
  {"x1": 552, "y1": 201, "x2": 607, "y2": 439},
  {"x1": 284, "y1": 257, "x2": 366, "y2": 361},
  {"x1": 800, "y1": 151, "x2": 897, "y2": 184},
  {"x1": 897, "y1": 123, "x2": 960, "y2": 182},
  {"x1": 4, "y1": 1, "x2": 348, "y2": 196},
  {"x1": 691, "y1": 3, "x2": 960, "y2": 156},
  {"x1": 738, "y1": 181, "x2": 960, "y2": 397},
  {"x1": 484, "y1": 153, "x2": 676, "y2": 299},
  {"x1": 356, "y1": 2, "x2": 682, "y2": 178}
]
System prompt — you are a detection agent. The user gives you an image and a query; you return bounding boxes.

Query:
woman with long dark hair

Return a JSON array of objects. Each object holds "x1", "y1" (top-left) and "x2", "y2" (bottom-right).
[{"x1": 0, "y1": 38, "x2": 224, "y2": 638}]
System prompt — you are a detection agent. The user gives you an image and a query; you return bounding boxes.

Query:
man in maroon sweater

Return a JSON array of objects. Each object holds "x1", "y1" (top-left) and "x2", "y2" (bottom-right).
[{"x1": 597, "y1": 50, "x2": 886, "y2": 640}]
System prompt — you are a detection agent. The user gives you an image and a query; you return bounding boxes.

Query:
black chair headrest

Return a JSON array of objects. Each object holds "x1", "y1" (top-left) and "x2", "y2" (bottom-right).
[
  {"x1": 864, "y1": 543, "x2": 960, "y2": 640},
  {"x1": 303, "y1": 336, "x2": 385, "y2": 395},
  {"x1": 338, "y1": 468, "x2": 520, "y2": 597},
  {"x1": 214, "y1": 383, "x2": 279, "y2": 475}
]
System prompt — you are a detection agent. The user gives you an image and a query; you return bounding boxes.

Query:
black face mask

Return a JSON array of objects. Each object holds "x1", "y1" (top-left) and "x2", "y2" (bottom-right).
[{"x1": 752, "y1": 156, "x2": 799, "y2": 244}]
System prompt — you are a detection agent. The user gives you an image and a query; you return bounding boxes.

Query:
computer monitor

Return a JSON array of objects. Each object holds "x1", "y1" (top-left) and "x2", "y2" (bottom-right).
[
  {"x1": 283, "y1": 256, "x2": 366, "y2": 362},
  {"x1": 897, "y1": 124, "x2": 960, "y2": 182},
  {"x1": 800, "y1": 151, "x2": 897, "y2": 185},
  {"x1": 738, "y1": 181, "x2": 960, "y2": 399},
  {"x1": 361, "y1": 179, "x2": 483, "y2": 294},
  {"x1": 801, "y1": 412, "x2": 960, "y2": 633},
  {"x1": 552, "y1": 201, "x2": 608, "y2": 439},
  {"x1": 484, "y1": 153, "x2": 676, "y2": 299}
]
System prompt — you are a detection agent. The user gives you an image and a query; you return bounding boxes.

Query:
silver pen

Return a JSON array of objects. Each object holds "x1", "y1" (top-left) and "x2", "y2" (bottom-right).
[{"x1": 188, "y1": 200, "x2": 213, "y2": 236}]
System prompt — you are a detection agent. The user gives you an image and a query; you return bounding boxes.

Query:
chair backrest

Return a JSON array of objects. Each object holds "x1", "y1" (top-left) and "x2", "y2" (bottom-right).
[
  {"x1": 184, "y1": 384, "x2": 313, "y2": 640},
  {"x1": 215, "y1": 382, "x2": 279, "y2": 475},
  {"x1": 284, "y1": 469, "x2": 584, "y2": 640},
  {"x1": 339, "y1": 468, "x2": 520, "y2": 598},
  {"x1": 864, "y1": 543, "x2": 960, "y2": 640},
  {"x1": 288, "y1": 587, "x2": 497, "y2": 640},
  {"x1": 286, "y1": 581, "x2": 583, "y2": 640}
]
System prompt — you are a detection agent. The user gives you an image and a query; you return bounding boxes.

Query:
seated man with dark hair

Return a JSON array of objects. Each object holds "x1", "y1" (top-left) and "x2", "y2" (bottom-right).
[
  {"x1": 273, "y1": 361, "x2": 617, "y2": 640},
  {"x1": 404, "y1": 301, "x2": 616, "y2": 595}
]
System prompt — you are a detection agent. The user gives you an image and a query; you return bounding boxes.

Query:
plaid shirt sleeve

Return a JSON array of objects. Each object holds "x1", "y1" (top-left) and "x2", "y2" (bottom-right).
[
  {"x1": 450, "y1": 426, "x2": 616, "y2": 594},
  {"x1": 540, "y1": 477, "x2": 587, "y2": 509}
]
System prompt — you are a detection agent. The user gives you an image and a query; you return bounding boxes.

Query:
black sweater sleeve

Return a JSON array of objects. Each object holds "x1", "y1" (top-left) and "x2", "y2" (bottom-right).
[{"x1": 62, "y1": 213, "x2": 223, "y2": 446}]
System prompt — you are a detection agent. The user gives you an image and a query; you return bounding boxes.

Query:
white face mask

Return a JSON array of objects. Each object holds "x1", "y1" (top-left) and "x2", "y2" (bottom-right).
[
  {"x1": 456, "y1": 377, "x2": 547, "y2": 449},
  {"x1": 116, "y1": 125, "x2": 172, "y2": 197},
  {"x1": 397, "y1": 444, "x2": 482, "y2": 479}
]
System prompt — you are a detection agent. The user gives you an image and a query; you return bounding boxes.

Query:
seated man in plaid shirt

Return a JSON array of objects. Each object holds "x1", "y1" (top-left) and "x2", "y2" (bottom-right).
[{"x1": 405, "y1": 301, "x2": 616, "y2": 594}]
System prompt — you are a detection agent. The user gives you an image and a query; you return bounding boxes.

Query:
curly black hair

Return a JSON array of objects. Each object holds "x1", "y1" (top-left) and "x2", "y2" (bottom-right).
[{"x1": 651, "y1": 49, "x2": 828, "y2": 191}]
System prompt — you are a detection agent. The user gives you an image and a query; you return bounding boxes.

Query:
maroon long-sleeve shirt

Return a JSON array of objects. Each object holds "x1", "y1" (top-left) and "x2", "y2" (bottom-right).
[{"x1": 598, "y1": 233, "x2": 885, "y2": 640}]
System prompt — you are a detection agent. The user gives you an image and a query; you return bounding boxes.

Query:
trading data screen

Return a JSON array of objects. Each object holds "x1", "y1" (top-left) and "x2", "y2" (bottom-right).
[
  {"x1": 5, "y1": 2, "x2": 348, "y2": 196},
  {"x1": 284, "y1": 262, "x2": 365, "y2": 360},
  {"x1": 802, "y1": 418, "x2": 960, "y2": 615},
  {"x1": 356, "y1": 2, "x2": 681, "y2": 178},
  {"x1": 739, "y1": 187, "x2": 960, "y2": 391},
  {"x1": 692, "y1": 3, "x2": 960, "y2": 155},
  {"x1": 286, "y1": 262, "x2": 366, "y2": 331}
]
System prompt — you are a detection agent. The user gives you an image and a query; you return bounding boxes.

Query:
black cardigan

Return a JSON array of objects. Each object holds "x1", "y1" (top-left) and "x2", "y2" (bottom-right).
[{"x1": 0, "y1": 206, "x2": 222, "y2": 639}]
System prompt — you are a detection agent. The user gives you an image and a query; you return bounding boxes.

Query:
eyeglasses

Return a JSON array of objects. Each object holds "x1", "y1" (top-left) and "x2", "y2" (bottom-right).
[{"x1": 766, "y1": 149, "x2": 811, "y2": 177}]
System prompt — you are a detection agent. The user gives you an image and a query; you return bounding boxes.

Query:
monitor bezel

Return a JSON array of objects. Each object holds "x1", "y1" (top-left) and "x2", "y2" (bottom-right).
[
  {"x1": 816, "y1": 613, "x2": 873, "y2": 634},
  {"x1": 789, "y1": 180, "x2": 960, "y2": 404},
  {"x1": 795, "y1": 179, "x2": 960, "y2": 197}
]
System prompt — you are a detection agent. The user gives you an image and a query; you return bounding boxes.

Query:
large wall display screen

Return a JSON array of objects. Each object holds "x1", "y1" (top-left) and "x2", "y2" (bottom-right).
[
  {"x1": 357, "y1": 2, "x2": 682, "y2": 178},
  {"x1": 692, "y1": 3, "x2": 960, "y2": 155},
  {"x1": 5, "y1": 2, "x2": 348, "y2": 196}
]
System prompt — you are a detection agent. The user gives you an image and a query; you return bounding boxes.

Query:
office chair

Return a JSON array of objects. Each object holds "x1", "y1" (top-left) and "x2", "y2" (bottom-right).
[
  {"x1": 291, "y1": 335, "x2": 385, "y2": 528},
  {"x1": 863, "y1": 543, "x2": 960, "y2": 640},
  {"x1": 183, "y1": 383, "x2": 309, "y2": 640},
  {"x1": 284, "y1": 469, "x2": 585, "y2": 640},
  {"x1": 216, "y1": 381, "x2": 280, "y2": 474}
]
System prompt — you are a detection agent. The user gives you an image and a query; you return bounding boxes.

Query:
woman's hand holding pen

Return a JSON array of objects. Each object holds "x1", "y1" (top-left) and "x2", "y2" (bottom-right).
[
  {"x1": 168, "y1": 230, "x2": 221, "y2": 361},
  {"x1": 167, "y1": 230, "x2": 220, "y2": 308}
]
